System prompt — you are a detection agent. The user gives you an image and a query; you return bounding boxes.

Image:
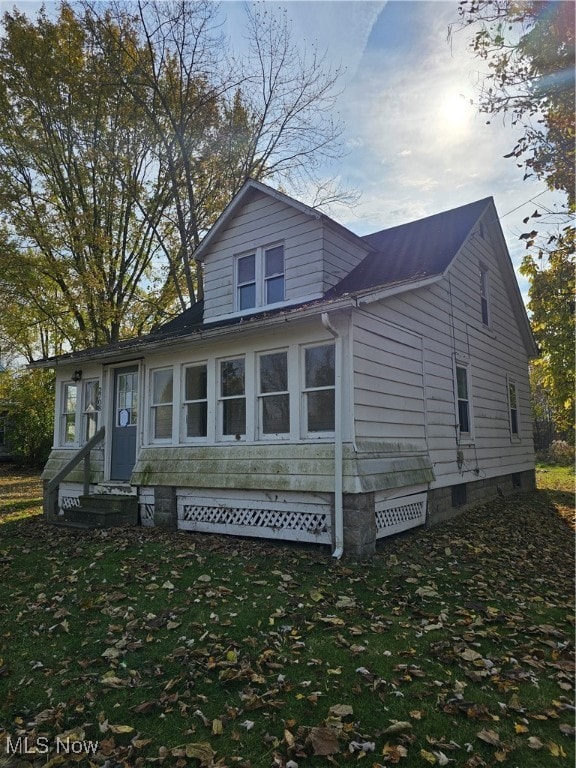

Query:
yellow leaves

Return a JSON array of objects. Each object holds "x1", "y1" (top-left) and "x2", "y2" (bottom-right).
[
  {"x1": 514, "y1": 722, "x2": 529, "y2": 734},
  {"x1": 420, "y1": 748, "x2": 438, "y2": 763},
  {"x1": 476, "y1": 729, "x2": 501, "y2": 746},
  {"x1": 547, "y1": 741, "x2": 567, "y2": 758},
  {"x1": 381, "y1": 742, "x2": 408, "y2": 762}
]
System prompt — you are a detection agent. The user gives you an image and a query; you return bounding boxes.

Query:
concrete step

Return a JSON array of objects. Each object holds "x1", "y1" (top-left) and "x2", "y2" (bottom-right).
[{"x1": 57, "y1": 493, "x2": 139, "y2": 529}]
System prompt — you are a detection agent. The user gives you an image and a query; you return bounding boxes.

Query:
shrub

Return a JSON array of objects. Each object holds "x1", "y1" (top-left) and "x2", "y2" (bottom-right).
[
  {"x1": 545, "y1": 440, "x2": 575, "y2": 467},
  {"x1": 0, "y1": 368, "x2": 54, "y2": 467}
]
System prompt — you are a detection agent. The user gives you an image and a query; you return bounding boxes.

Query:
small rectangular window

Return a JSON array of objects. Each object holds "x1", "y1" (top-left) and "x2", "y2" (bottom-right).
[
  {"x1": 456, "y1": 366, "x2": 470, "y2": 435},
  {"x1": 508, "y1": 380, "x2": 519, "y2": 436},
  {"x1": 61, "y1": 383, "x2": 77, "y2": 444},
  {"x1": 183, "y1": 364, "x2": 208, "y2": 438},
  {"x1": 83, "y1": 379, "x2": 101, "y2": 441},
  {"x1": 237, "y1": 254, "x2": 256, "y2": 310},
  {"x1": 480, "y1": 268, "x2": 490, "y2": 326},
  {"x1": 220, "y1": 358, "x2": 246, "y2": 437},
  {"x1": 259, "y1": 351, "x2": 289, "y2": 435},
  {"x1": 151, "y1": 368, "x2": 173, "y2": 440},
  {"x1": 304, "y1": 344, "x2": 335, "y2": 433},
  {"x1": 264, "y1": 245, "x2": 284, "y2": 304}
]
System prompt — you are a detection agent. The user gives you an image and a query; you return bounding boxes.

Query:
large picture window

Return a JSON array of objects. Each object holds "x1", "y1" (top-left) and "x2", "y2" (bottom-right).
[
  {"x1": 61, "y1": 383, "x2": 78, "y2": 445},
  {"x1": 151, "y1": 368, "x2": 173, "y2": 440},
  {"x1": 304, "y1": 344, "x2": 335, "y2": 433},
  {"x1": 183, "y1": 364, "x2": 208, "y2": 438},
  {"x1": 220, "y1": 358, "x2": 246, "y2": 437},
  {"x1": 259, "y1": 351, "x2": 289, "y2": 436},
  {"x1": 236, "y1": 244, "x2": 284, "y2": 311}
]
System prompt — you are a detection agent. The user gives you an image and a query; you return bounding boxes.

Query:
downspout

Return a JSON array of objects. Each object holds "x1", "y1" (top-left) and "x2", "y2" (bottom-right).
[{"x1": 321, "y1": 312, "x2": 344, "y2": 559}]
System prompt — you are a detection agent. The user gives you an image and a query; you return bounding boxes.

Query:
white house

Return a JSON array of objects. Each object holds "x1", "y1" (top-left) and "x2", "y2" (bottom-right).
[{"x1": 36, "y1": 180, "x2": 537, "y2": 557}]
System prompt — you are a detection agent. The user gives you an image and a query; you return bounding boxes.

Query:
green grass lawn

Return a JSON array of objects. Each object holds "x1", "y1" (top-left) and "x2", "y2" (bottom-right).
[{"x1": 0, "y1": 464, "x2": 573, "y2": 767}]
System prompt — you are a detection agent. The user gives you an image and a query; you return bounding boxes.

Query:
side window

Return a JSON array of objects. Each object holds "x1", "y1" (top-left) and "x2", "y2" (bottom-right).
[
  {"x1": 480, "y1": 267, "x2": 490, "y2": 326},
  {"x1": 150, "y1": 368, "x2": 173, "y2": 441},
  {"x1": 508, "y1": 379, "x2": 519, "y2": 436},
  {"x1": 83, "y1": 379, "x2": 101, "y2": 441},
  {"x1": 61, "y1": 382, "x2": 78, "y2": 445},
  {"x1": 220, "y1": 358, "x2": 246, "y2": 438},
  {"x1": 304, "y1": 344, "x2": 335, "y2": 433},
  {"x1": 259, "y1": 351, "x2": 289, "y2": 436},
  {"x1": 455, "y1": 364, "x2": 472, "y2": 440},
  {"x1": 183, "y1": 364, "x2": 208, "y2": 439}
]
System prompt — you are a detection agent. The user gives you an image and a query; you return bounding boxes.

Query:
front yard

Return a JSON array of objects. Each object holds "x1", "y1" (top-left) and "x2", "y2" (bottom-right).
[{"x1": 0, "y1": 465, "x2": 573, "y2": 767}]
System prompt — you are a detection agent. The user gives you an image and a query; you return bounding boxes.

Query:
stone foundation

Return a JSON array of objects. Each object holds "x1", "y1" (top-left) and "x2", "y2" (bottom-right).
[
  {"x1": 427, "y1": 469, "x2": 536, "y2": 526},
  {"x1": 154, "y1": 486, "x2": 178, "y2": 530},
  {"x1": 343, "y1": 492, "x2": 376, "y2": 558}
]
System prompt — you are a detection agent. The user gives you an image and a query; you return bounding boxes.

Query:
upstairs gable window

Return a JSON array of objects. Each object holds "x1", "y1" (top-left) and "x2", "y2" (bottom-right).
[
  {"x1": 236, "y1": 244, "x2": 284, "y2": 311},
  {"x1": 480, "y1": 267, "x2": 490, "y2": 326}
]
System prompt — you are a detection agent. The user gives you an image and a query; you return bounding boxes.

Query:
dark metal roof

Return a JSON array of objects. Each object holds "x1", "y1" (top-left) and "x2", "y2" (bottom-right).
[
  {"x1": 32, "y1": 196, "x2": 494, "y2": 367},
  {"x1": 326, "y1": 197, "x2": 492, "y2": 297}
]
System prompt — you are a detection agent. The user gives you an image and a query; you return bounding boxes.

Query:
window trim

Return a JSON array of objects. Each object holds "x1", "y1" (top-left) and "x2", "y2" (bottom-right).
[
  {"x1": 507, "y1": 376, "x2": 520, "y2": 439},
  {"x1": 149, "y1": 366, "x2": 174, "y2": 443},
  {"x1": 454, "y1": 357, "x2": 474, "y2": 444},
  {"x1": 82, "y1": 378, "x2": 101, "y2": 443},
  {"x1": 234, "y1": 242, "x2": 285, "y2": 312},
  {"x1": 181, "y1": 362, "x2": 209, "y2": 442},
  {"x1": 302, "y1": 342, "x2": 336, "y2": 437},
  {"x1": 257, "y1": 349, "x2": 291, "y2": 439},
  {"x1": 480, "y1": 265, "x2": 490, "y2": 327},
  {"x1": 60, "y1": 381, "x2": 79, "y2": 446},
  {"x1": 218, "y1": 355, "x2": 247, "y2": 441}
]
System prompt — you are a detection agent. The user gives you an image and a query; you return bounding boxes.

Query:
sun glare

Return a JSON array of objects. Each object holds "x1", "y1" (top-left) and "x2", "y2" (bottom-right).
[{"x1": 438, "y1": 91, "x2": 472, "y2": 134}]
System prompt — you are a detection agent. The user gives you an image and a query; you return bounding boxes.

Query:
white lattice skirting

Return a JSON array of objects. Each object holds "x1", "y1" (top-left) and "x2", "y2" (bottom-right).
[
  {"x1": 375, "y1": 492, "x2": 427, "y2": 538},
  {"x1": 177, "y1": 491, "x2": 331, "y2": 544}
]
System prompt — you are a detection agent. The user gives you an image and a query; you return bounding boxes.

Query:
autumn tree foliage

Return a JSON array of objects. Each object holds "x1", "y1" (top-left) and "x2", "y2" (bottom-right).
[
  {"x1": 453, "y1": 0, "x2": 575, "y2": 441},
  {"x1": 0, "y1": 1, "x2": 345, "y2": 360}
]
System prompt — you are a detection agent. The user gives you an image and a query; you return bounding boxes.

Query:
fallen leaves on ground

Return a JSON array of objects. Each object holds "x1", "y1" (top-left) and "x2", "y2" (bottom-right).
[{"x1": 0, "y1": 477, "x2": 574, "y2": 767}]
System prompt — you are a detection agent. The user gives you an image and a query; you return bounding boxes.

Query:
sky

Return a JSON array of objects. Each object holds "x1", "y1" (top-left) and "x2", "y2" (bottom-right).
[
  {"x1": 221, "y1": 0, "x2": 565, "y2": 301},
  {"x1": 1, "y1": 0, "x2": 565, "y2": 302}
]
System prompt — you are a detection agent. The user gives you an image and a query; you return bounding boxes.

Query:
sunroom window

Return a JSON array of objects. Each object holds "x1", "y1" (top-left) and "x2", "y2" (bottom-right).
[
  {"x1": 259, "y1": 351, "x2": 289, "y2": 436},
  {"x1": 304, "y1": 344, "x2": 335, "y2": 433},
  {"x1": 151, "y1": 368, "x2": 173, "y2": 440},
  {"x1": 61, "y1": 382, "x2": 77, "y2": 444},
  {"x1": 183, "y1": 363, "x2": 208, "y2": 438},
  {"x1": 83, "y1": 379, "x2": 101, "y2": 441},
  {"x1": 220, "y1": 358, "x2": 246, "y2": 438}
]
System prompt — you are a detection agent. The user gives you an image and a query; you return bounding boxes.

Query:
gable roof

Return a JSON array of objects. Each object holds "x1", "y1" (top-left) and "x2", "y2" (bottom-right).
[
  {"x1": 326, "y1": 198, "x2": 492, "y2": 297},
  {"x1": 30, "y1": 189, "x2": 537, "y2": 367}
]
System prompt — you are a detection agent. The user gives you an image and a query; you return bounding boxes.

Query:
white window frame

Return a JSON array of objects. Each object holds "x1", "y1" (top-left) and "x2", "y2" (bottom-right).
[
  {"x1": 82, "y1": 378, "x2": 101, "y2": 443},
  {"x1": 257, "y1": 349, "x2": 290, "y2": 439},
  {"x1": 507, "y1": 376, "x2": 520, "y2": 439},
  {"x1": 480, "y1": 265, "x2": 490, "y2": 327},
  {"x1": 60, "y1": 381, "x2": 79, "y2": 446},
  {"x1": 218, "y1": 356, "x2": 247, "y2": 441},
  {"x1": 149, "y1": 367, "x2": 174, "y2": 443},
  {"x1": 235, "y1": 243, "x2": 285, "y2": 312},
  {"x1": 181, "y1": 362, "x2": 209, "y2": 442},
  {"x1": 454, "y1": 357, "x2": 474, "y2": 444},
  {"x1": 302, "y1": 342, "x2": 336, "y2": 438}
]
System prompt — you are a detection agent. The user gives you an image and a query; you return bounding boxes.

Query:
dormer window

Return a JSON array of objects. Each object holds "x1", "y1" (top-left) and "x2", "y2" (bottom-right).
[{"x1": 236, "y1": 244, "x2": 284, "y2": 311}]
